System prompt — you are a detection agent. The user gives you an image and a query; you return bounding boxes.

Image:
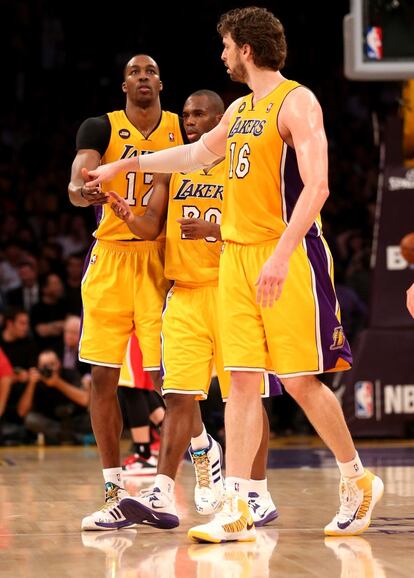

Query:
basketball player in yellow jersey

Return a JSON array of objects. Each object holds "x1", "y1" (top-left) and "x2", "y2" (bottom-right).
[
  {"x1": 68, "y1": 54, "x2": 186, "y2": 531},
  {"x1": 86, "y1": 9, "x2": 384, "y2": 541},
  {"x1": 107, "y1": 90, "x2": 281, "y2": 531}
]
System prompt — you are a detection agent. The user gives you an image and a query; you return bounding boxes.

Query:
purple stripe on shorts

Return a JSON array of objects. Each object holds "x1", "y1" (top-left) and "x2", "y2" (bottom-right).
[
  {"x1": 79, "y1": 239, "x2": 97, "y2": 354},
  {"x1": 304, "y1": 236, "x2": 353, "y2": 371},
  {"x1": 268, "y1": 373, "x2": 283, "y2": 397},
  {"x1": 159, "y1": 288, "x2": 171, "y2": 382}
]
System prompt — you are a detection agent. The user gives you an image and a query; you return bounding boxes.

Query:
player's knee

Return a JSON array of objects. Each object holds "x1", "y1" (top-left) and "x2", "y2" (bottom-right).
[
  {"x1": 91, "y1": 365, "x2": 120, "y2": 394},
  {"x1": 230, "y1": 371, "x2": 262, "y2": 395},
  {"x1": 281, "y1": 375, "x2": 320, "y2": 403},
  {"x1": 164, "y1": 393, "x2": 196, "y2": 413}
]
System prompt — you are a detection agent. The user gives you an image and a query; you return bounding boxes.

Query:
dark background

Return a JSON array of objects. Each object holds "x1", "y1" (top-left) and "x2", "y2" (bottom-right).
[{"x1": 0, "y1": 0, "x2": 409, "y2": 437}]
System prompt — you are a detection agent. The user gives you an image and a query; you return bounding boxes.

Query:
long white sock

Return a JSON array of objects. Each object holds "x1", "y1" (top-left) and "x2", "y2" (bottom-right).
[
  {"x1": 154, "y1": 474, "x2": 175, "y2": 498},
  {"x1": 191, "y1": 424, "x2": 209, "y2": 451},
  {"x1": 103, "y1": 467, "x2": 124, "y2": 487},
  {"x1": 225, "y1": 477, "x2": 249, "y2": 502},
  {"x1": 249, "y1": 478, "x2": 268, "y2": 495},
  {"x1": 337, "y1": 452, "x2": 364, "y2": 478}
]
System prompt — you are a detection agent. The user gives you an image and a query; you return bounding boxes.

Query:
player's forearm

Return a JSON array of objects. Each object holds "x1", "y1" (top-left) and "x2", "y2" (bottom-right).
[
  {"x1": 68, "y1": 182, "x2": 90, "y2": 207},
  {"x1": 277, "y1": 181, "x2": 329, "y2": 257},
  {"x1": 126, "y1": 215, "x2": 163, "y2": 240},
  {"x1": 87, "y1": 137, "x2": 221, "y2": 185}
]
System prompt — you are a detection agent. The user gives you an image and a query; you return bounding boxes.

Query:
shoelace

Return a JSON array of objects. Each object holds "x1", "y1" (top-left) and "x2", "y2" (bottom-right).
[
  {"x1": 336, "y1": 478, "x2": 361, "y2": 521},
  {"x1": 192, "y1": 453, "x2": 211, "y2": 488},
  {"x1": 216, "y1": 494, "x2": 238, "y2": 521},
  {"x1": 99, "y1": 485, "x2": 122, "y2": 512}
]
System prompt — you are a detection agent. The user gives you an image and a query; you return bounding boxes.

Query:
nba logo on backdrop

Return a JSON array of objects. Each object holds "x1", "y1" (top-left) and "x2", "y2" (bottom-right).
[{"x1": 355, "y1": 381, "x2": 374, "y2": 418}]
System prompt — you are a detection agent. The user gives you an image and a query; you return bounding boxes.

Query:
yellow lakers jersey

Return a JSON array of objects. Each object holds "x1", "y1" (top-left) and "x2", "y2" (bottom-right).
[
  {"x1": 222, "y1": 80, "x2": 323, "y2": 244},
  {"x1": 95, "y1": 110, "x2": 185, "y2": 241},
  {"x1": 165, "y1": 162, "x2": 224, "y2": 287}
]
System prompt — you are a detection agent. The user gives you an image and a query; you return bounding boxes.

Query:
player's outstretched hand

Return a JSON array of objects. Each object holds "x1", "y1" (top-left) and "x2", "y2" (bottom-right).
[
  {"x1": 109, "y1": 191, "x2": 133, "y2": 223},
  {"x1": 84, "y1": 160, "x2": 126, "y2": 188},
  {"x1": 79, "y1": 168, "x2": 108, "y2": 205}
]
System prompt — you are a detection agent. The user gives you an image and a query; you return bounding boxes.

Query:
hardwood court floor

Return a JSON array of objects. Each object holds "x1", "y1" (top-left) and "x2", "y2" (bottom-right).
[{"x1": 1, "y1": 439, "x2": 414, "y2": 578}]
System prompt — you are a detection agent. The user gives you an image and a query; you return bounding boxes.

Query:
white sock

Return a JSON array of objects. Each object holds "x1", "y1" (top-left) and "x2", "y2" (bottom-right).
[
  {"x1": 191, "y1": 424, "x2": 209, "y2": 451},
  {"x1": 337, "y1": 452, "x2": 364, "y2": 478},
  {"x1": 225, "y1": 477, "x2": 249, "y2": 502},
  {"x1": 249, "y1": 478, "x2": 268, "y2": 495},
  {"x1": 154, "y1": 474, "x2": 175, "y2": 498},
  {"x1": 103, "y1": 467, "x2": 123, "y2": 487}
]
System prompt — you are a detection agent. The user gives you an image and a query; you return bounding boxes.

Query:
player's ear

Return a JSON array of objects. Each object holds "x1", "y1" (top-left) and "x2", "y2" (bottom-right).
[
  {"x1": 122, "y1": 81, "x2": 127, "y2": 93},
  {"x1": 159, "y1": 80, "x2": 163, "y2": 92}
]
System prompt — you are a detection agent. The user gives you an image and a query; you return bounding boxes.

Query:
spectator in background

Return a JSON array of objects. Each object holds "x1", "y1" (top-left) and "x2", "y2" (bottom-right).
[
  {"x1": 0, "y1": 347, "x2": 13, "y2": 425},
  {"x1": 30, "y1": 273, "x2": 67, "y2": 354},
  {"x1": 64, "y1": 253, "x2": 83, "y2": 315},
  {"x1": 0, "y1": 307, "x2": 37, "y2": 369},
  {"x1": 62, "y1": 315, "x2": 87, "y2": 375},
  {"x1": 334, "y1": 266, "x2": 368, "y2": 345},
  {"x1": 18, "y1": 349, "x2": 91, "y2": 444},
  {"x1": 5, "y1": 260, "x2": 40, "y2": 312},
  {"x1": 0, "y1": 310, "x2": 37, "y2": 444},
  {"x1": 56, "y1": 214, "x2": 89, "y2": 259},
  {"x1": 0, "y1": 242, "x2": 25, "y2": 294}
]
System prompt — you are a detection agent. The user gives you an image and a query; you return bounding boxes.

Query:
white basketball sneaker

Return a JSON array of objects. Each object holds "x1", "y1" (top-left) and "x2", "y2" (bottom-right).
[
  {"x1": 81, "y1": 482, "x2": 133, "y2": 531},
  {"x1": 188, "y1": 493, "x2": 256, "y2": 543},
  {"x1": 118, "y1": 486, "x2": 179, "y2": 529},
  {"x1": 248, "y1": 491, "x2": 279, "y2": 527},
  {"x1": 189, "y1": 435, "x2": 224, "y2": 515},
  {"x1": 324, "y1": 469, "x2": 384, "y2": 536}
]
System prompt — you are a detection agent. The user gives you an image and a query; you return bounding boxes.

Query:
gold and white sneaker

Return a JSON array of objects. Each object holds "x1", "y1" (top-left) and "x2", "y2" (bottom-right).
[
  {"x1": 188, "y1": 493, "x2": 256, "y2": 543},
  {"x1": 81, "y1": 482, "x2": 133, "y2": 531},
  {"x1": 324, "y1": 469, "x2": 384, "y2": 536}
]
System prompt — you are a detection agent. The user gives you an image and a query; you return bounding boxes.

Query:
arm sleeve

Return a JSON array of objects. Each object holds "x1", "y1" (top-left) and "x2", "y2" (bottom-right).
[
  {"x1": 138, "y1": 134, "x2": 222, "y2": 174},
  {"x1": 75, "y1": 115, "x2": 111, "y2": 156}
]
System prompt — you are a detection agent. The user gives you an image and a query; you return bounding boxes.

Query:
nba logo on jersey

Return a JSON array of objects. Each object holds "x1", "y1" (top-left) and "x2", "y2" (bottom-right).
[
  {"x1": 355, "y1": 381, "x2": 374, "y2": 419},
  {"x1": 90, "y1": 254, "x2": 97, "y2": 265},
  {"x1": 169, "y1": 132, "x2": 175, "y2": 142}
]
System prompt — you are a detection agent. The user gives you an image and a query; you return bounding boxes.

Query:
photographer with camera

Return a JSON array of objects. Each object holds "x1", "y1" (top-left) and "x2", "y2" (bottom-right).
[{"x1": 18, "y1": 349, "x2": 91, "y2": 444}]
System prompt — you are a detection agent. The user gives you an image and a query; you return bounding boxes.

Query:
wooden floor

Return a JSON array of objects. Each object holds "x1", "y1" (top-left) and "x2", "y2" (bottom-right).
[{"x1": 1, "y1": 441, "x2": 414, "y2": 578}]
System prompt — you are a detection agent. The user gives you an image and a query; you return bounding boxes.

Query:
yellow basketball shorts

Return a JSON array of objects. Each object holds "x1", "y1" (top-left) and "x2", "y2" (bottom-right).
[
  {"x1": 161, "y1": 285, "x2": 282, "y2": 400},
  {"x1": 161, "y1": 285, "x2": 230, "y2": 399},
  {"x1": 79, "y1": 239, "x2": 171, "y2": 369},
  {"x1": 219, "y1": 237, "x2": 352, "y2": 377}
]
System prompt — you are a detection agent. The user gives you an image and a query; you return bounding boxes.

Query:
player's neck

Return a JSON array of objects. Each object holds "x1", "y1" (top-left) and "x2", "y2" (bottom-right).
[
  {"x1": 125, "y1": 102, "x2": 163, "y2": 137},
  {"x1": 249, "y1": 70, "x2": 285, "y2": 104}
]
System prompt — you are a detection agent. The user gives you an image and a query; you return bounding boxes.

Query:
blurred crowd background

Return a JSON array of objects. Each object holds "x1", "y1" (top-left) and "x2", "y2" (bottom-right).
[{"x1": 0, "y1": 0, "x2": 406, "y2": 444}]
